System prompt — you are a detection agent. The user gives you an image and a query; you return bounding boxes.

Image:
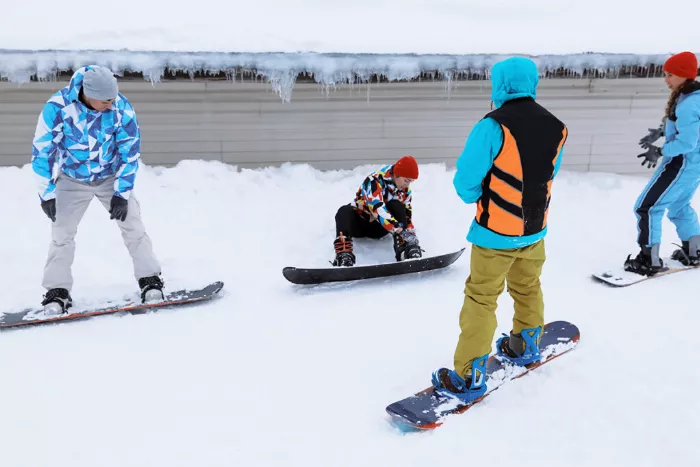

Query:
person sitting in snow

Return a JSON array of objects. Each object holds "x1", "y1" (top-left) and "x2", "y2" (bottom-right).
[
  {"x1": 625, "y1": 51, "x2": 700, "y2": 275},
  {"x1": 31, "y1": 65, "x2": 164, "y2": 314},
  {"x1": 332, "y1": 155, "x2": 423, "y2": 267},
  {"x1": 431, "y1": 57, "x2": 568, "y2": 404}
]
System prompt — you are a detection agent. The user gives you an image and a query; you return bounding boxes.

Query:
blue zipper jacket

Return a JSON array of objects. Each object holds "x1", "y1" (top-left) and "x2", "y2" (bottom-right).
[
  {"x1": 31, "y1": 66, "x2": 141, "y2": 201},
  {"x1": 662, "y1": 85, "x2": 700, "y2": 165}
]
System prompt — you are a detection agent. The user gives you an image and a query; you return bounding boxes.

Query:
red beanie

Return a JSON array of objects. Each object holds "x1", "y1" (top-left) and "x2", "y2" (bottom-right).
[
  {"x1": 663, "y1": 51, "x2": 698, "y2": 80},
  {"x1": 393, "y1": 155, "x2": 419, "y2": 179}
]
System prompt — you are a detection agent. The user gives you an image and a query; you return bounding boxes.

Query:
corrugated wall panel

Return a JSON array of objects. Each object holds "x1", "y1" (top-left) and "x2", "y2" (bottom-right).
[{"x1": 0, "y1": 78, "x2": 670, "y2": 174}]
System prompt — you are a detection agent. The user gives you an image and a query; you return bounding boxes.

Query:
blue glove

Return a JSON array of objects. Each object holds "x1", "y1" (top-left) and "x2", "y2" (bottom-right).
[
  {"x1": 637, "y1": 145, "x2": 662, "y2": 169},
  {"x1": 639, "y1": 126, "x2": 664, "y2": 149}
]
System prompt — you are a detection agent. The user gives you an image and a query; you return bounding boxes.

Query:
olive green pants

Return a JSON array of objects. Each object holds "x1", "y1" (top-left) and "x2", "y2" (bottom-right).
[{"x1": 453, "y1": 240, "x2": 546, "y2": 378}]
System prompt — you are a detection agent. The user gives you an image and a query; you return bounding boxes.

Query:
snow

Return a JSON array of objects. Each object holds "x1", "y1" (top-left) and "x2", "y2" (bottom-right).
[
  {"x1": 1, "y1": 160, "x2": 699, "y2": 466},
  {"x1": 1, "y1": 0, "x2": 698, "y2": 101},
  {"x1": 0, "y1": 50, "x2": 680, "y2": 103}
]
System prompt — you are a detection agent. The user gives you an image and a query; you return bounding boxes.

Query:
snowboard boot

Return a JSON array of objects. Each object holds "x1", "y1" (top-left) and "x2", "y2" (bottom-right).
[
  {"x1": 496, "y1": 327, "x2": 542, "y2": 367},
  {"x1": 332, "y1": 233, "x2": 356, "y2": 267},
  {"x1": 393, "y1": 231, "x2": 423, "y2": 262},
  {"x1": 671, "y1": 235, "x2": 700, "y2": 266},
  {"x1": 431, "y1": 355, "x2": 488, "y2": 403},
  {"x1": 624, "y1": 244, "x2": 665, "y2": 276},
  {"x1": 41, "y1": 288, "x2": 72, "y2": 315},
  {"x1": 138, "y1": 275, "x2": 165, "y2": 303}
]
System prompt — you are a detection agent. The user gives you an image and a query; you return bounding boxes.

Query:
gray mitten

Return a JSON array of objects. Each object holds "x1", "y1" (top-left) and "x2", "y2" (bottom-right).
[
  {"x1": 637, "y1": 145, "x2": 662, "y2": 169},
  {"x1": 639, "y1": 126, "x2": 664, "y2": 149}
]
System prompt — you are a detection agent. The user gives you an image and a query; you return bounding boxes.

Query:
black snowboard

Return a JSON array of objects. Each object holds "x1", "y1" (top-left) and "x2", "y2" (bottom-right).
[
  {"x1": 385, "y1": 321, "x2": 580, "y2": 431},
  {"x1": 282, "y1": 248, "x2": 465, "y2": 285},
  {"x1": 0, "y1": 281, "x2": 224, "y2": 331}
]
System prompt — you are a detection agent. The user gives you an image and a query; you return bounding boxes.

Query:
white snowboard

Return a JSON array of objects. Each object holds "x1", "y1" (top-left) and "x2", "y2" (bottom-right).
[{"x1": 592, "y1": 257, "x2": 698, "y2": 287}]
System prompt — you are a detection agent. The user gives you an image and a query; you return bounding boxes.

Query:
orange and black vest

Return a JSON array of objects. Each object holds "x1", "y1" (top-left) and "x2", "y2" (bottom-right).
[{"x1": 476, "y1": 97, "x2": 568, "y2": 237}]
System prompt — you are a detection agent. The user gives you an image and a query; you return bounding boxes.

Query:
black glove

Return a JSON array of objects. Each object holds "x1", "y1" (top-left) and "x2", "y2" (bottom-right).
[
  {"x1": 109, "y1": 195, "x2": 128, "y2": 221},
  {"x1": 639, "y1": 126, "x2": 664, "y2": 149},
  {"x1": 41, "y1": 199, "x2": 56, "y2": 222},
  {"x1": 637, "y1": 145, "x2": 662, "y2": 169}
]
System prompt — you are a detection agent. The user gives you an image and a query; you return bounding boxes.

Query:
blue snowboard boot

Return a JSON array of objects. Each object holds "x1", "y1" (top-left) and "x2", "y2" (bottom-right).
[
  {"x1": 496, "y1": 327, "x2": 542, "y2": 366},
  {"x1": 431, "y1": 355, "x2": 488, "y2": 403}
]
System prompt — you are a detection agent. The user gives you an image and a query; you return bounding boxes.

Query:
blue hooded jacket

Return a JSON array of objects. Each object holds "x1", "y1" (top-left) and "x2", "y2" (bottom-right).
[
  {"x1": 453, "y1": 57, "x2": 565, "y2": 249},
  {"x1": 661, "y1": 85, "x2": 700, "y2": 167},
  {"x1": 31, "y1": 66, "x2": 141, "y2": 201}
]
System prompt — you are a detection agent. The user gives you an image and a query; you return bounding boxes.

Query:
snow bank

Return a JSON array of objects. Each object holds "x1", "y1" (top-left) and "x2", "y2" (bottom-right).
[
  {"x1": 1, "y1": 160, "x2": 699, "y2": 466},
  {"x1": 0, "y1": 50, "x2": 682, "y2": 102},
  {"x1": 2, "y1": 0, "x2": 697, "y2": 100}
]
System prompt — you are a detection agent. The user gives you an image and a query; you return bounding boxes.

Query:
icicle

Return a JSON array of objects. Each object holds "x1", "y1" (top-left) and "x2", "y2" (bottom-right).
[
  {"x1": 442, "y1": 70, "x2": 453, "y2": 100},
  {"x1": 263, "y1": 69, "x2": 297, "y2": 103}
]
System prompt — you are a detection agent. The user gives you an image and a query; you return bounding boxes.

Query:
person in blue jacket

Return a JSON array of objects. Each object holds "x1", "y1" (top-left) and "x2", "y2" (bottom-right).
[
  {"x1": 31, "y1": 65, "x2": 164, "y2": 314},
  {"x1": 626, "y1": 51, "x2": 700, "y2": 275},
  {"x1": 431, "y1": 57, "x2": 568, "y2": 403}
]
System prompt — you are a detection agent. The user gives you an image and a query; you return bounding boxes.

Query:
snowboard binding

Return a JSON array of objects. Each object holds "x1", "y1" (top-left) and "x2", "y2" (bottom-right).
[
  {"x1": 332, "y1": 233, "x2": 356, "y2": 267},
  {"x1": 431, "y1": 355, "x2": 488, "y2": 403},
  {"x1": 393, "y1": 230, "x2": 424, "y2": 262},
  {"x1": 670, "y1": 237, "x2": 700, "y2": 266},
  {"x1": 139, "y1": 275, "x2": 165, "y2": 303},
  {"x1": 41, "y1": 288, "x2": 73, "y2": 315},
  {"x1": 496, "y1": 327, "x2": 542, "y2": 367},
  {"x1": 624, "y1": 244, "x2": 666, "y2": 276}
]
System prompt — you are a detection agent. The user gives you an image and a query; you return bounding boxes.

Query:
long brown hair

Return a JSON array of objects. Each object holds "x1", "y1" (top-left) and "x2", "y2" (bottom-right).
[{"x1": 664, "y1": 79, "x2": 695, "y2": 124}]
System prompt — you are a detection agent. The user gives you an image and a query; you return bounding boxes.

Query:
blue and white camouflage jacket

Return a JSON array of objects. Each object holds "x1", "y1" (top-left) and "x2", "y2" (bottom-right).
[{"x1": 31, "y1": 66, "x2": 141, "y2": 201}]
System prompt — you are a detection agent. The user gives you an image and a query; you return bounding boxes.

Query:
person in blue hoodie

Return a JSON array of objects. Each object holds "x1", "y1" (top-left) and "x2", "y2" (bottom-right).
[
  {"x1": 31, "y1": 65, "x2": 164, "y2": 314},
  {"x1": 431, "y1": 57, "x2": 568, "y2": 403},
  {"x1": 625, "y1": 51, "x2": 700, "y2": 275}
]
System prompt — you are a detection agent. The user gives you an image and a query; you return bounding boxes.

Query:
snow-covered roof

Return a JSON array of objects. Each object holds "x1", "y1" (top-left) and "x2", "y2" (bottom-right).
[{"x1": 1, "y1": 0, "x2": 697, "y2": 101}]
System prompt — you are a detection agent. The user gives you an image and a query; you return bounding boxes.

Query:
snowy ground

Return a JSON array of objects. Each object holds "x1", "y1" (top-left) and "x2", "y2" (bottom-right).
[{"x1": 1, "y1": 160, "x2": 699, "y2": 466}]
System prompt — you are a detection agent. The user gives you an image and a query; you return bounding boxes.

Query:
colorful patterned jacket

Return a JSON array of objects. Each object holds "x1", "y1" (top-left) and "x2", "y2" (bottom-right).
[
  {"x1": 31, "y1": 66, "x2": 141, "y2": 201},
  {"x1": 351, "y1": 165, "x2": 414, "y2": 232}
]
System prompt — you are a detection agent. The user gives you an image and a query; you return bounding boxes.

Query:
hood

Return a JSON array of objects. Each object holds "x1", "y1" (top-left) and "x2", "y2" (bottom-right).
[
  {"x1": 680, "y1": 80, "x2": 700, "y2": 95},
  {"x1": 63, "y1": 66, "x2": 92, "y2": 103},
  {"x1": 490, "y1": 57, "x2": 539, "y2": 109}
]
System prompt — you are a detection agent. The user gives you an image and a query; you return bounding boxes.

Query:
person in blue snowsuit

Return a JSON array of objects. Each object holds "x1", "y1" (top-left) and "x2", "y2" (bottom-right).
[
  {"x1": 31, "y1": 65, "x2": 164, "y2": 314},
  {"x1": 626, "y1": 51, "x2": 700, "y2": 275}
]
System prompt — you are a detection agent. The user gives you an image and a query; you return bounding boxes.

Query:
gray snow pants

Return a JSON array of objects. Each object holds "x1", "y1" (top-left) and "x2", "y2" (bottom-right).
[{"x1": 42, "y1": 175, "x2": 161, "y2": 292}]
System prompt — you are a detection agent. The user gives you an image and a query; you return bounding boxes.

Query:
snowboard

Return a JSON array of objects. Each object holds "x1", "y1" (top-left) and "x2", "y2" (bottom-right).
[
  {"x1": 0, "y1": 281, "x2": 224, "y2": 331},
  {"x1": 385, "y1": 320, "x2": 580, "y2": 432},
  {"x1": 282, "y1": 248, "x2": 465, "y2": 285},
  {"x1": 592, "y1": 256, "x2": 698, "y2": 287}
]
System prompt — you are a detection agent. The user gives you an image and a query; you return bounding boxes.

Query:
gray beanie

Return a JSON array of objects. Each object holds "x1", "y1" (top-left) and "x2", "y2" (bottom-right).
[{"x1": 82, "y1": 66, "x2": 119, "y2": 100}]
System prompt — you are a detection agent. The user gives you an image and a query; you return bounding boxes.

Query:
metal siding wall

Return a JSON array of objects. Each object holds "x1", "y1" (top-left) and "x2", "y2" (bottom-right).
[{"x1": 0, "y1": 78, "x2": 669, "y2": 173}]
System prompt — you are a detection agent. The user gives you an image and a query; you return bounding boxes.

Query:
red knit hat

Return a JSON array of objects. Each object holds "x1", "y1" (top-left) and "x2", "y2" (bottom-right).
[
  {"x1": 393, "y1": 155, "x2": 419, "y2": 179},
  {"x1": 663, "y1": 52, "x2": 698, "y2": 80}
]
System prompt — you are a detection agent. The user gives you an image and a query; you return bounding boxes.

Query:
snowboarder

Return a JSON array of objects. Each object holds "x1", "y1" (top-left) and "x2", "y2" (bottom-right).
[
  {"x1": 31, "y1": 65, "x2": 164, "y2": 314},
  {"x1": 430, "y1": 57, "x2": 568, "y2": 402},
  {"x1": 332, "y1": 155, "x2": 422, "y2": 267},
  {"x1": 625, "y1": 51, "x2": 700, "y2": 275}
]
